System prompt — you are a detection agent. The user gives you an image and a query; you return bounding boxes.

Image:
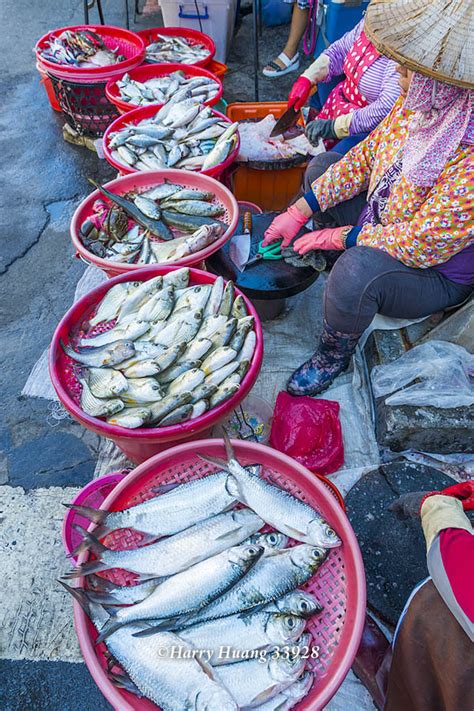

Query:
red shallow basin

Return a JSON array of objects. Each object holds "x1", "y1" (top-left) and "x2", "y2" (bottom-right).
[
  {"x1": 35, "y1": 25, "x2": 145, "y2": 82},
  {"x1": 72, "y1": 438, "x2": 366, "y2": 711},
  {"x1": 137, "y1": 27, "x2": 215, "y2": 68},
  {"x1": 70, "y1": 169, "x2": 239, "y2": 278},
  {"x1": 106, "y1": 63, "x2": 223, "y2": 115},
  {"x1": 102, "y1": 104, "x2": 239, "y2": 179},
  {"x1": 49, "y1": 266, "x2": 264, "y2": 463}
]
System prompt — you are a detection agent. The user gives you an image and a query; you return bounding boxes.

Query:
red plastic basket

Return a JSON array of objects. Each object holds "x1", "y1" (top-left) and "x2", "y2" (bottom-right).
[
  {"x1": 72, "y1": 438, "x2": 365, "y2": 711},
  {"x1": 35, "y1": 25, "x2": 145, "y2": 83},
  {"x1": 49, "y1": 267, "x2": 263, "y2": 464},
  {"x1": 137, "y1": 27, "x2": 215, "y2": 68},
  {"x1": 103, "y1": 105, "x2": 239, "y2": 179},
  {"x1": 106, "y1": 63, "x2": 223, "y2": 115},
  {"x1": 70, "y1": 169, "x2": 239, "y2": 278}
]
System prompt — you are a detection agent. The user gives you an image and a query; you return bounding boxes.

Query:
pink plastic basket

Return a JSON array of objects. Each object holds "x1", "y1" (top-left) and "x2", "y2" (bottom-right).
[
  {"x1": 103, "y1": 105, "x2": 239, "y2": 179},
  {"x1": 106, "y1": 63, "x2": 223, "y2": 115},
  {"x1": 72, "y1": 438, "x2": 366, "y2": 711},
  {"x1": 62, "y1": 471, "x2": 129, "y2": 562},
  {"x1": 49, "y1": 267, "x2": 263, "y2": 464},
  {"x1": 137, "y1": 27, "x2": 215, "y2": 68},
  {"x1": 35, "y1": 25, "x2": 145, "y2": 83},
  {"x1": 70, "y1": 170, "x2": 239, "y2": 278}
]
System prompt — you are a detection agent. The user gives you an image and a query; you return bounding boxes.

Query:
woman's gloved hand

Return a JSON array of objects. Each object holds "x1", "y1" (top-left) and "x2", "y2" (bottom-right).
[
  {"x1": 262, "y1": 204, "x2": 309, "y2": 248},
  {"x1": 389, "y1": 481, "x2": 474, "y2": 520},
  {"x1": 288, "y1": 77, "x2": 313, "y2": 111},
  {"x1": 305, "y1": 118, "x2": 337, "y2": 144},
  {"x1": 293, "y1": 226, "x2": 350, "y2": 254}
]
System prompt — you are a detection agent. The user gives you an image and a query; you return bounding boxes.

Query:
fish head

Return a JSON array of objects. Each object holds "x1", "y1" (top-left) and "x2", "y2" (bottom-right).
[
  {"x1": 227, "y1": 543, "x2": 263, "y2": 571},
  {"x1": 308, "y1": 519, "x2": 342, "y2": 549},
  {"x1": 275, "y1": 590, "x2": 322, "y2": 618},
  {"x1": 268, "y1": 651, "x2": 306, "y2": 682},
  {"x1": 297, "y1": 544, "x2": 329, "y2": 573},
  {"x1": 250, "y1": 531, "x2": 288, "y2": 552},
  {"x1": 265, "y1": 614, "x2": 306, "y2": 645},
  {"x1": 284, "y1": 671, "x2": 315, "y2": 702},
  {"x1": 108, "y1": 340, "x2": 136, "y2": 365}
]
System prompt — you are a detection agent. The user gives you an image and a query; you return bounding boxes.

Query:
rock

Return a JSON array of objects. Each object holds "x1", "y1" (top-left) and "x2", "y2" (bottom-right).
[
  {"x1": 365, "y1": 329, "x2": 474, "y2": 453},
  {"x1": 421, "y1": 298, "x2": 473, "y2": 352},
  {"x1": 345, "y1": 461, "x2": 455, "y2": 626}
]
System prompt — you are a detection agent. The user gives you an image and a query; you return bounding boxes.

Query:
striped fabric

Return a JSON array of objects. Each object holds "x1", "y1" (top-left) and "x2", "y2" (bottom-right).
[{"x1": 322, "y1": 19, "x2": 400, "y2": 135}]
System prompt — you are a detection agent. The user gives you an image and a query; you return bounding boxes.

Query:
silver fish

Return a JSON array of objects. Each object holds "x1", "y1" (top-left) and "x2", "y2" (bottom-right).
[
  {"x1": 85, "y1": 575, "x2": 160, "y2": 606},
  {"x1": 171, "y1": 285, "x2": 212, "y2": 315},
  {"x1": 168, "y1": 368, "x2": 205, "y2": 395},
  {"x1": 65, "y1": 471, "x2": 237, "y2": 541},
  {"x1": 79, "y1": 319, "x2": 149, "y2": 348},
  {"x1": 96, "y1": 543, "x2": 264, "y2": 641},
  {"x1": 86, "y1": 367, "x2": 128, "y2": 398},
  {"x1": 204, "y1": 360, "x2": 240, "y2": 386},
  {"x1": 156, "y1": 360, "x2": 202, "y2": 384},
  {"x1": 162, "y1": 267, "x2": 190, "y2": 289},
  {"x1": 201, "y1": 347, "x2": 237, "y2": 375},
  {"x1": 169, "y1": 544, "x2": 328, "y2": 628},
  {"x1": 179, "y1": 611, "x2": 305, "y2": 666},
  {"x1": 209, "y1": 434, "x2": 341, "y2": 548},
  {"x1": 107, "y1": 406, "x2": 151, "y2": 429},
  {"x1": 214, "y1": 653, "x2": 306, "y2": 708},
  {"x1": 133, "y1": 195, "x2": 162, "y2": 219},
  {"x1": 191, "y1": 400, "x2": 208, "y2": 418},
  {"x1": 179, "y1": 337, "x2": 213, "y2": 363},
  {"x1": 209, "y1": 384, "x2": 239, "y2": 408},
  {"x1": 159, "y1": 403, "x2": 194, "y2": 426},
  {"x1": 142, "y1": 182, "x2": 182, "y2": 200},
  {"x1": 88, "y1": 282, "x2": 135, "y2": 327},
  {"x1": 117, "y1": 276, "x2": 163, "y2": 321},
  {"x1": 78, "y1": 376, "x2": 124, "y2": 418},
  {"x1": 65, "y1": 508, "x2": 263, "y2": 579},
  {"x1": 256, "y1": 671, "x2": 314, "y2": 711},
  {"x1": 61, "y1": 340, "x2": 135, "y2": 368},
  {"x1": 60, "y1": 587, "x2": 238, "y2": 711},
  {"x1": 121, "y1": 377, "x2": 162, "y2": 405},
  {"x1": 136, "y1": 286, "x2": 175, "y2": 322},
  {"x1": 204, "y1": 276, "x2": 225, "y2": 317},
  {"x1": 149, "y1": 392, "x2": 193, "y2": 424}
]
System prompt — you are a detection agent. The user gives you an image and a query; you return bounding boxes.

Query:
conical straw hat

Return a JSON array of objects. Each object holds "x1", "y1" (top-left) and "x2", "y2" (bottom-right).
[{"x1": 364, "y1": 0, "x2": 474, "y2": 88}]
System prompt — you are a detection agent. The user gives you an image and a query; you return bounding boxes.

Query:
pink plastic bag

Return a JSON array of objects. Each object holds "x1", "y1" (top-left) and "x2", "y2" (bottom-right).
[{"x1": 270, "y1": 391, "x2": 344, "y2": 475}]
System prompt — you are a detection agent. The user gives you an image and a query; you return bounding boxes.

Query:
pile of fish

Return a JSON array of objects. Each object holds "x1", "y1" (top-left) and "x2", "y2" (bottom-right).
[
  {"x1": 237, "y1": 116, "x2": 320, "y2": 163},
  {"x1": 116, "y1": 70, "x2": 220, "y2": 108},
  {"x1": 62, "y1": 434, "x2": 342, "y2": 710},
  {"x1": 80, "y1": 180, "x2": 227, "y2": 264},
  {"x1": 145, "y1": 34, "x2": 211, "y2": 64},
  {"x1": 107, "y1": 102, "x2": 239, "y2": 172},
  {"x1": 61, "y1": 270, "x2": 257, "y2": 428},
  {"x1": 40, "y1": 29, "x2": 125, "y2": 67}
]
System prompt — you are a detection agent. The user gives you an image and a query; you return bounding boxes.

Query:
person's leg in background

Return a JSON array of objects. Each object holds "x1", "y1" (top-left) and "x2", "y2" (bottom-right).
[
  {"x1": 287, "y1": 246, "x2": 472, "y2": 396},
  {"x1": 332, "y1": 132, "x2": 369, "y2": 155},
  {"x1": 263, "y1": 2, "x2": 308, "y2": 77}
]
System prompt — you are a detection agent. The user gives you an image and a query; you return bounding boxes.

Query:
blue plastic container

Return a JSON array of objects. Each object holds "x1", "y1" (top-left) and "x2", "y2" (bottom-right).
[
  {"x1": 262, "y1": 0, "x2": 292, "y2": 26},
  {"x1": 310, "y1": 0, "x2": 370, "y2": 108}
]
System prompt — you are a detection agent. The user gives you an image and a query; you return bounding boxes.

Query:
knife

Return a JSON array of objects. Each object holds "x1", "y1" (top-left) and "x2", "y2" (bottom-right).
[
  {"x1": 270, "y1": 105, "x2": 301, "y2": 138},
  {"x1": 229, "y1": 211, "x2": 252, "y2": 271}
]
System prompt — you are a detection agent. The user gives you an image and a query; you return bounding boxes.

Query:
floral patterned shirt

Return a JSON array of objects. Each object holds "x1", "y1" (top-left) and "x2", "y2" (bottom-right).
[{"x1": 311, "y1": 98, "x2": 474, "y2": 270}]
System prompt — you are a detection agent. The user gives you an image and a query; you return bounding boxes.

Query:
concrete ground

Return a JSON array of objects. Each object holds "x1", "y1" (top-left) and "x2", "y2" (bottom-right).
[{"x1": 0, "y1": 3, "x2": 363, "y2": 710}]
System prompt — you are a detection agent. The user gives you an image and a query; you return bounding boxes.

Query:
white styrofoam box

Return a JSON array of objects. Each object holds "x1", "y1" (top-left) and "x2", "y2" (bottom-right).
[{"x1": 159, "y1": 0, "x2": 237, "y2": 63}]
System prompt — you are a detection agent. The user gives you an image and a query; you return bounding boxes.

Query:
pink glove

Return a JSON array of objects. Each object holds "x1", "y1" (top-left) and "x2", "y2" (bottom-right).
[
  {"x1": 262, "y1": 204, "x2": 309, "y2": 248},
  {"x1": 293, "y1": 226, "x2": 350, "y2": 254},
  {"x1": 288, "y1": 76, "x2": 312, "y2": 111}
]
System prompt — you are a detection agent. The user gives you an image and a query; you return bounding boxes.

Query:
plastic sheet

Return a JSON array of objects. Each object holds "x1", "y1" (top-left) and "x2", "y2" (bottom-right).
[
  {"x1": 371, "y1": 340, "x2": 474, "y2": 408},
  {"x1": 270, "y1": 390, "x2": 344, "y2": 474}
]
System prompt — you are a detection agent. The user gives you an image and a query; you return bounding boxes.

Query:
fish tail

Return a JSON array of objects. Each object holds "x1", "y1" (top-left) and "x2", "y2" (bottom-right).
[
  {"x1": 198, "y1": 453, "x2": 229, "y2": 470},
  {"x1": 95, "y1": 616, "x2": 123, "y2": 644},
  {"x1": 60, "y1": 339, "x2": 78, "y2": 360},
  {"x1": 62, "y1": 559, "x2": 109, "y2": 579},
  {"x1": 88, "y1": 574, "x2": 122, "y2": 592},
  {"x1": 131, "y1": 617, "x2": 181, "y2": 637},
  {"x1": 108, "y1": 671, "x2": 142, "y2": 696},
  {"x1": 222, "y1": 428, "x2": 236, "y2": 462},
  {"x1": 63, "y1": 502, "x2": 109, "y2": 526},
  {"x1": 67, "y1": 524, "x2": 109, "y2": 559},
  {"x1": 69, "y1": 524, "x2": 109, "y2": 559},
  {"x1": 58, "y1": 580, "x2": 93, "y2": 620},
  {"x1": 86, "y1": 590, "x2": 124, "y2": 606}
]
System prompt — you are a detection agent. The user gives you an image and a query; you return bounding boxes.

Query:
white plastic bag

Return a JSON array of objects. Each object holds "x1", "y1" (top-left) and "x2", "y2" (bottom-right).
[{"x1": 371, "y1": 340, "x2": 474, "y2": 408}]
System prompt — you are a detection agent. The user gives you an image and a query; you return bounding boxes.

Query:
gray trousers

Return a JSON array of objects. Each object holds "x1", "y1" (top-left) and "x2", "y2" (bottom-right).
[{"x1": 304, "y1": 153, "x2": 472, "y2": 333}]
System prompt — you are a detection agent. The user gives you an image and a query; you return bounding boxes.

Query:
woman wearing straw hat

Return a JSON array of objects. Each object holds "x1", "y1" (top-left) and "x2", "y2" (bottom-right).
[{"x1": 263, "y1": 0, "x2": 474, "y2": 397}]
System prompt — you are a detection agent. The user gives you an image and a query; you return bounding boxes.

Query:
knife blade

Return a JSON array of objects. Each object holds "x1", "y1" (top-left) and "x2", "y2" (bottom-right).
[
  {"x1": 270, "y1": 105, "x2": 301, "y2": 138},
  {"x1": 229, "y1": 211, "x2": 252, "y2": 271}
]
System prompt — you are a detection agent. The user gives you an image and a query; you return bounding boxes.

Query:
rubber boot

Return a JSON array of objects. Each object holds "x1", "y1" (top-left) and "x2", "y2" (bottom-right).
[{"x1": 287, "y1": 321, "x2": 360, "y2": 396}]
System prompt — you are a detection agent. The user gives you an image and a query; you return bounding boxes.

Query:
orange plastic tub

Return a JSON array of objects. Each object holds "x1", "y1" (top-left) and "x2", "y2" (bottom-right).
[{"x1": 226, "y1": 102, "x2": 307, "y2": 212}]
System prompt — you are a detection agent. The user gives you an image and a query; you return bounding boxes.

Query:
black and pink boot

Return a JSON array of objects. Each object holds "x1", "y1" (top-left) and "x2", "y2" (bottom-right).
[{"x1": 287, "y1": 321, "x2": 360, "y2": 396}]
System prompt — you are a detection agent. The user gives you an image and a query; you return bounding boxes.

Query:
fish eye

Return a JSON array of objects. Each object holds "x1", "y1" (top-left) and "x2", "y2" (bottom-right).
[
  {"x1": 311, "y1": 548, "x2": 323, "y2": 560},
  {"x1": 268, "y1": 533, "x2": 278, "y2": 544},
  {"x1": 286, "y1": 617, "x2": 296, "y2": 629},
  {"x1": 325, "y1": 526, "x2": 337, "y2": 538},
  {"x1": 300, "y1": 600, "x2": 310, "y2": 612},
  {"x1": 246, "y1": 546, "x2": 259, "y2": 556}
]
